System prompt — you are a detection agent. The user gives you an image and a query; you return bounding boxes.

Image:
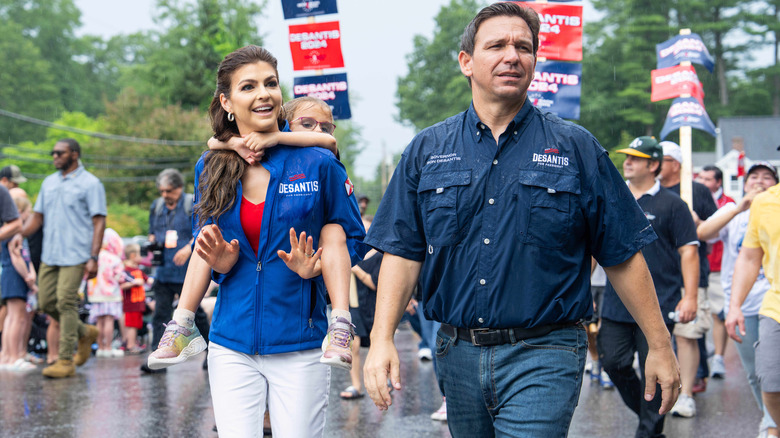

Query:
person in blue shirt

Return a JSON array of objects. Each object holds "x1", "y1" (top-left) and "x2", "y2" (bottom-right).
[
  {"x1": 152, "y1": 45, "x2": 365, "y2": 437},
  {"x1": 361, "y1": 4, "x2": 682, "y2": 437}
]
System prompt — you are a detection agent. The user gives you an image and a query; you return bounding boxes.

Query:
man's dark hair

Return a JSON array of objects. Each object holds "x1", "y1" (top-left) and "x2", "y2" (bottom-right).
[
  {"x1": 58, "y1": 138, "x2": 81, "y2": 157},
  {"x1": 653, "y1": 160, "x2": 663, "y2": 177},
  {"x1": 701, "y1": 165, "x2": 723, "y2": 183},
  {"x1": 460, "y1": 2, "x2": 540, "y2": 57}
]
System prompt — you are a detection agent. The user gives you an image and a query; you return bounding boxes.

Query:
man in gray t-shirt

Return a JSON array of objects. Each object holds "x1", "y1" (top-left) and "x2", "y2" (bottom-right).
[{"x1": 22, "y1": 138, "x2": 106, "y2": 379}]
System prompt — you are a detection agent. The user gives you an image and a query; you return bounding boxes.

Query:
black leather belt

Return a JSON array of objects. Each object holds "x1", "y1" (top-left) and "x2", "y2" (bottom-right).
[{"x1": 441, "y1": 322, "x2": 579, "y2": 346}]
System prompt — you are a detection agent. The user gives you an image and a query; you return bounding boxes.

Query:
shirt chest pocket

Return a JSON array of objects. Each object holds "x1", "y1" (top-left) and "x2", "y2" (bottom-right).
[
  {"x1": 517, "y1": 171, "x2": 580, "y2": 249},
  {"x1": 417, "y1": 170, "x2": 472, "y2": 246}
]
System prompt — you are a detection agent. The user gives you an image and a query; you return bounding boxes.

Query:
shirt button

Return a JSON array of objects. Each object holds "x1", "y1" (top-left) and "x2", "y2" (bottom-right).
[
  {"x1": 479, "y1": 279, "x2": 486, "y2": 285},
  {"x1": 478, "y1": 317, "x2": 484, "y2": 324},
  {"x1": 488, "y1": 198, "x2": 495, "y2": 205},
  {"x1": 476, "y1": 131, "x2": 480, "y2": 136},
  {"x1": 483, "y1": 238, "x2": 490, "y2": 245},
  {"x1": 480, "y1": 124, "x2": 486, "y2": 129},
  {"x1": 493, "y1": 159, "x2": 498, "y2": 165},
  {"x1": 513, "y1": 131, "x2": 518, "y2": 135}
]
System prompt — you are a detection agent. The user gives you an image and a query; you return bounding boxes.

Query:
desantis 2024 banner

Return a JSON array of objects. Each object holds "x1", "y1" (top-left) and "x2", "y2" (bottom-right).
[
  {"x1": 651, "y1": 64, "x2": 705, "y2": 104},
  {"x1": 660, "y1": 97, "x2": 717, "y2": 140},
  {"x1": 528, "y1": 61, "x2": 581, "y2": 120},
  {"x1": 517, "y1": 2, "x2": 583, "y2": 61},
  {"x1": 288, "y1": 21, "x2": 344, "y2": 71},
  {"x1": 293, "y1": 73, "x2": 352, "y2": 120}
]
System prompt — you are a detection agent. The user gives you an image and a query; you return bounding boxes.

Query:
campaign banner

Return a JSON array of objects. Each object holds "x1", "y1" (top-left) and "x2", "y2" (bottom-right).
[
  {"x1": 651, "y1": 64, "x2": 705, "y2": 104},
  {"x1": 660, "y1": 97, "x2": 717, "y2": 140},
  {"x1": 288, "y1": 21, "x2": 344, "y2": 71},
  {"x1": 281, "y1": 0, "x2": 338, "y2": 19},
  {"x1": 656, "y1": 33, "x2": 715, "y2": 72},
  {"x1": 517, "y1": 2, "x2": 582, "y2": 61},
  {"x1": 293, "y1": 73, "x2": 351, "y2": 120},
  {"x1": 528, "y1": 61, "x2": 581, "y2": 120}
]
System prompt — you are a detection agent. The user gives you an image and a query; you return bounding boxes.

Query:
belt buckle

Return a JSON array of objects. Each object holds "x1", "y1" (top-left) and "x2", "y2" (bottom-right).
[{"x1": 469, "y1": 328, "x2": 491, "y2": 346}]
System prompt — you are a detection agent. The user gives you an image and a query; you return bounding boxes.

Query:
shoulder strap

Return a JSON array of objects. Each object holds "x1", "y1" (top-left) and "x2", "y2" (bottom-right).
[
  {"x1": 153, "y1": 197, "x2": 164, "y2": 217},
  {"x1": 183, "y1": 193, "x2": 193, "y2": 217}
]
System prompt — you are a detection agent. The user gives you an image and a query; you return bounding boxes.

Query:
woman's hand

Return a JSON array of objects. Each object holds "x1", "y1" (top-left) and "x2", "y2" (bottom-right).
[
  {"x1": 195, "y1": 225, "x2": 240, "y2": 274},
  {"x1": 277, "y1": 228, "x2": 322, "y2": 279}
]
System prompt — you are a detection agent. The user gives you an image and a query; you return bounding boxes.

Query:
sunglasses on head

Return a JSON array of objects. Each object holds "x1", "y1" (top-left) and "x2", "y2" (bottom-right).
[{"x1": 293, "y1": 117, "x2": 336, "y2": 135}]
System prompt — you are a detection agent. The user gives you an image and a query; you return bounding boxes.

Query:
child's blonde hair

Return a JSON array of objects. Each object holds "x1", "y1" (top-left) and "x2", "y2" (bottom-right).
[
  {"x1": 124, "y1": 243, "x2": 141, "y2": 260},
  {"x1": 283, "y1": 96, "x2": 333, "y2": 121},
  {"x1": 12, "y1": 194, "x2": 31, "y2": 214}
]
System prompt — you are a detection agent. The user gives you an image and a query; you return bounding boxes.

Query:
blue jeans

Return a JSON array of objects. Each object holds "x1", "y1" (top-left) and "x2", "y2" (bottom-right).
[{"x1": 435, "y1": 324, "x2": 587, "y2": 437}]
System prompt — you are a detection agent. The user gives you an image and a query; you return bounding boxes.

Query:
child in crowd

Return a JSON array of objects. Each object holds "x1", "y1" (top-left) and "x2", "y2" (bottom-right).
[
  {"x1": 0, "y1": 195, "x2": 37, "y2": 371},
  {"x1": 120, "y1": 243, "x2": 151, "y2": 355},
  {"x1": 148, "y1": 96, "x2": 360, "y2": 371},
  {"x1": 87, "y1": 228, "x2": 125, "y2": 358}
]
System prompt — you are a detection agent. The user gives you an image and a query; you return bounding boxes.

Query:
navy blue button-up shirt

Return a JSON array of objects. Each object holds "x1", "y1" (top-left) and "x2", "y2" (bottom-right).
[
  {"x1": 365, "y1": 100, "x2": 657, "y2": 329},
  {"x1": 148, "y1": 195, "x2": 192, "y2": 283}
]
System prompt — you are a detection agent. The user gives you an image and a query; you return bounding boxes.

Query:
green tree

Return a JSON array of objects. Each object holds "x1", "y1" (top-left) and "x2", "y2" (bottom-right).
[
  {"x1": 396, "y1": 0, "x2": 485, "y2": 132},
  {"x1": 0, "y1": 19, "x2": 63, "y2": 144}
]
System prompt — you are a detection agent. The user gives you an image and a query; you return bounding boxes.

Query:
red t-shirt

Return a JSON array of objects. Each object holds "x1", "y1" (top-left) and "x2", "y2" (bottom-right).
[
  {"x1": 240, "y1": 197, "x2": 264, "y2": 255},
  {"x1": 708, "y1": 193, "x2": 734, "y2": 272}
]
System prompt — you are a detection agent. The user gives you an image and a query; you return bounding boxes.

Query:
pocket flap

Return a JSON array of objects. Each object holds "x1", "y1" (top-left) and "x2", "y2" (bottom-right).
[
  {"x1": 518, "y1": 170, "x2": 580, "y2": 195},
  {"x1": 418, "y1": 170, "x2": 472, "y2": 193}
]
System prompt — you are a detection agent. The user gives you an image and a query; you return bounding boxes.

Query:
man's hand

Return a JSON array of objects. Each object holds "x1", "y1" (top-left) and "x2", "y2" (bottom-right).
[
  {"x1": 644, "y1": 344, "x2": 681, "y2": 414},
  {"x1": 405, "y1": 298, "x2": 418, "y2": 315},
  {"x1": 725, "y1": 307, "x2": 746, "y2": 343},
  {"x1": 277, "y1": 228, "x2": 322, "y2": 279},
  {"x1": 172, "y1": 244, "x2": 192, "y2": 266},
  {"x1": 363, "y1": 339, "x2": 402, "y2": 410},
  {"x1": 675, "y1": 296, "x2": 697, "y2": 324},
  {"x1": 195, "y1": 225, "x2": 239, "y2": 274},
  {"x1": 84, "y1": 259, "x2": 98, "y2": 279}
]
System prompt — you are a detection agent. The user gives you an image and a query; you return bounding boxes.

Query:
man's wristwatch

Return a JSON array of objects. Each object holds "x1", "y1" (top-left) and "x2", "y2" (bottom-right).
[{"x1": 90, "y1": 255, "x2": 99, "y2": 262}]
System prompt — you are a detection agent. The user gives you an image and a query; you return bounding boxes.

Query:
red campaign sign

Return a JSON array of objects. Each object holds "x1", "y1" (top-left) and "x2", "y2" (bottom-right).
[
  {"x1": 516, "y1": 2, "x2": 582, "y2": 61},
  {"x1": 288, "y1": 21, "x2": 344, "y2": 71},
  {"x1": 651, "y1": 64, "x2": 705, "y2": 104}
]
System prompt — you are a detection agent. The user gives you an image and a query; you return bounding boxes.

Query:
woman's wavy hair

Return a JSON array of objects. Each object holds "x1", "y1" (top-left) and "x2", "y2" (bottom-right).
[{"x1": 197, "y1": 45, "x2": 286, "y2": 228}]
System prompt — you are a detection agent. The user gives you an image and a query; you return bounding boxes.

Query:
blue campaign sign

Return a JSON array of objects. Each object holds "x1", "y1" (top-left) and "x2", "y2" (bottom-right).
[
  {"x1": 660, "y1": 97, "x2": 717, "y2": 140},
  {"x1": 281, "y1": 0, "x2": 338, "y2": 19},
  {"x1": 293, "y1": 73, "x2": 351, "y2": 120},
  {"x1": 528, "y1": 61, "x2": 582, "y2": 120},
  {"x1": 656, "y1": 33, "x2": 715, "y2": 72}
]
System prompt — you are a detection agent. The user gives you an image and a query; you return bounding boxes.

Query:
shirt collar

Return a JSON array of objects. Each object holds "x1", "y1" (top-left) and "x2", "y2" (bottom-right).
[
  {"x1": 713, "y1": 187, "x2": 723, "y2": 201},
  {"x1": 466, "y1": 97, "x2": 534, "y2": 143},
  {"x1": 59, "y1": 162, "x2": 85, "y2": 180},
  {"x1": 626, "y1": 179, "x2": 661, "y2": 197}
]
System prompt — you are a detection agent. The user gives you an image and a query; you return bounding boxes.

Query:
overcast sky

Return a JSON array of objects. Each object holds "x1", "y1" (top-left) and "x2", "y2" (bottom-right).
[{"x1": 74, "y1": 1, "x2": 600, "y2": 179}]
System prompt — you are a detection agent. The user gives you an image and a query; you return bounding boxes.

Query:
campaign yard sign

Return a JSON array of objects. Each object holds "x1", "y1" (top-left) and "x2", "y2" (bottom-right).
[
  {"x1": 656, "y1": 33, "x2": 715, "y2": 72},
  {"x1": 651, "y1": 64, "x2": 705, "y2": 104},
  {"x1": 528, "y1": 61, "x2": 581, "y2": 120},
  {"x1": 660, "y1": 97, "x2": 717, "y2": 140},
  {"x1": 517, "y1": 2, "x2": 582, "y2": 61},
  {"x1": 281, "y1": 0, "x2": 338, "y2": 19},
  {"x1": 293, "y1": 73, "x2": 351, "y2": 120},
  {"x1": 289, "y1": 21, "x2": 344, "y2": 71}
]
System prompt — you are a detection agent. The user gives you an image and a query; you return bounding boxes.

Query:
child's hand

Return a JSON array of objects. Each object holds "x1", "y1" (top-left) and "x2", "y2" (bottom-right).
[
  {"x1": 232, "y1": 137, "x2": 265, "y2": 165},
  {"x1": 133, "y1": 278, "x2": 145, "y2": 286},
  {"x1": 243, "y1": 132, "x2": 280, "y2": 152},
  {"x1": 195, "y1": 225, "x2": 240, "y2": 274},
  {"x1": 277, "y1": 228, "x2": 322, "y2": 279}
]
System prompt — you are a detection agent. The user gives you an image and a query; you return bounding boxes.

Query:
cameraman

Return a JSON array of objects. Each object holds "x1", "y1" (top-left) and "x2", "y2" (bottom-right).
[{"x1": 141, "y1": 169, "x2": 210, "y2": 374}]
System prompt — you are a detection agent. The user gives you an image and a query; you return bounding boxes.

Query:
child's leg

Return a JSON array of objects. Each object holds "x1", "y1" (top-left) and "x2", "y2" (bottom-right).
[
  {"x1": 97, "y1": 316, "x2": 108, "y2": 350},
  {"x1": 319, "y1": 224, "x2": 350, "y2": 318},
  {"x1": 19, "y1": 309, "x2": 33, "y2": 360},
  {"x1": 126, "y1": 327, "x2": 138, "y2": 349},
  {"x1": 5, "y1": 299, "x2": 27, "y2": 362},
  {"x1": 46, "y1": 317, "x2": 59, "y2": 364},
  {"x1": 319, "y1": 224, "x2": 355, "y2": 370}
]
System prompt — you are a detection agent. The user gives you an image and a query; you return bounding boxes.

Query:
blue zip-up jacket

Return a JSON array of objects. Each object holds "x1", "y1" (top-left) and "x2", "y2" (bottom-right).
[{"x1": 193, "y1": 144, "x2": 367, "y2": 356}]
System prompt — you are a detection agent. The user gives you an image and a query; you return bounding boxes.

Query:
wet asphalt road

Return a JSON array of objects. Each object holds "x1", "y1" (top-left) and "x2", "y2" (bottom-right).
[{"x1": 0, "y1": 323, "x2": 764, "y2": 437}]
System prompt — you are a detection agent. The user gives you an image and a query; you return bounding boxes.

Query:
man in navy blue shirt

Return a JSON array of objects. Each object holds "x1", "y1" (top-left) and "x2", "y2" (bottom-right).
[
  {"x1": 362, "y1": 3, "x2": 682, "y2": 436},
  {"x1": 599, "y1": 136, "x2": 699, "y2": 437}
]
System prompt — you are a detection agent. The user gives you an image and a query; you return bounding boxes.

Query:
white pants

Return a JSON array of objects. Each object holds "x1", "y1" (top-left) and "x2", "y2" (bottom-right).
[{"x1": 208, "y1": 342, "x2": 330, "y2": 438}]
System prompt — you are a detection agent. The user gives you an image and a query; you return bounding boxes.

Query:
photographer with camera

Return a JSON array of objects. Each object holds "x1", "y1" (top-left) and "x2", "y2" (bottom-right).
[{"x1": 140, "y1": 169, "x2": 210, "y2": 374}]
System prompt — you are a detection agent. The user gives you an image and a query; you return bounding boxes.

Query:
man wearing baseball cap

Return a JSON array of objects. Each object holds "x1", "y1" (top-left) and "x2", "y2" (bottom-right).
[
  {"x1": 0, "y1": 165, "x2": 27, "y2": 189},
  {"x1": 659, "y1": 140, "x2": 718, "y2": 416},
  {"x1": 598, "y1": 136, "x2": 699, "y2": 436},
  {"x1": 727, "y1": 153, "x2": 780, "y2": 434}
]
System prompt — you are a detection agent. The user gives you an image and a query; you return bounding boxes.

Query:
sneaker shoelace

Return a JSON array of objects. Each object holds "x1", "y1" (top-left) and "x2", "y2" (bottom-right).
[
  {"x1": 158, "y1": 322, "x2": 189, "y2": 348},
  {"x1": 330, "y1": 326, "x2": 352, "y2": 349}
]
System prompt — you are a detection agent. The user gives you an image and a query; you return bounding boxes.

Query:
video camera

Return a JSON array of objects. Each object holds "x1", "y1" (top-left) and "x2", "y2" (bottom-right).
[{"x1": 140, "y1": 241, "x2": 165, "y2": 266}]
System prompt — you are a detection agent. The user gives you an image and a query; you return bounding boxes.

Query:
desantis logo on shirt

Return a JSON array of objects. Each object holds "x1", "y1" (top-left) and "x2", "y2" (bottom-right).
[
  {"x1": 532, "y1": 146, "x2": 569, "y2": 168},
  {"x1": 279, "y1": 173, "x2": 319, "y2": 196}
]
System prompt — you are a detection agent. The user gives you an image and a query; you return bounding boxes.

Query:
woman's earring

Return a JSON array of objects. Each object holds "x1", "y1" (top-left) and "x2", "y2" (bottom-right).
[{"x1": 227, "y1": 112, "x2": 235, "y2": 122}]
